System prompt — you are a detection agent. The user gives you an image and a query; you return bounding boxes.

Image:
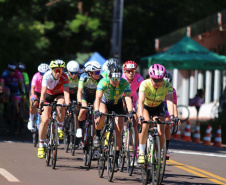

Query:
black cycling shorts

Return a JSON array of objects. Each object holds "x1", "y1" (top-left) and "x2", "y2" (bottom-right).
[
  {"x1": 101, "y1": 100, "x2": 124, "y2": 115},
  {"x1": 34, "y1": 91, "x2": 41, "y2": 99},
  {"x1": 144, "y1": 102, "x2": 165, "y2": 118},
  {"x1": 82, "y1": 93, "x2": 95, "y2": 104},
  {"x1": 45, "y1": 93, "x2": 64, "y2": 103},
  {"x1": 70, "y1": 93, "x2": 77, "y2": 101}
]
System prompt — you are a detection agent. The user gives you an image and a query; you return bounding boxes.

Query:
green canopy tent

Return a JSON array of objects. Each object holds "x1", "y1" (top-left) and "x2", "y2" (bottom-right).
[{"x1": 140, "y1": 36, "x2": 226, "y2": 70}]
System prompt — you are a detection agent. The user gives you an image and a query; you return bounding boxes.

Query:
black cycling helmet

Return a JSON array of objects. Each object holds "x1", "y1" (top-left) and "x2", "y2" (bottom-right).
[
  {"x1": 108, "y1": 63, "x2": 122, "y2": 78},
  {"x1": 164, "y1": 72, "x2": 172, "y2": 83},
  {"x1": 107, "y1": 58, "x2": 119, "y2": 67}
]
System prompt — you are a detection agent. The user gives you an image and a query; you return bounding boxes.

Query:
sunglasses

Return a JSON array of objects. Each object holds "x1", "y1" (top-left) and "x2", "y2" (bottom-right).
[
  {"x1": 93, "y1": 71, "x2": 100, "y2": 75},
  {"x1": 125, "y1": 70, "x2": 135, "y2": 74},
  {"x1": 54, "y1": 69, "x2": 63, "y2": 74},
  {"x1": 152, "y1": 78, "x2": 163, "y2": 83},
  {"x1": 40, "y1": 72, "x2": 45, "y2": 76},
  {"x1": 111, "y1": 77, "x2": 121, "y2": 82},
  {"x1": 70, "y1": 72, "x2": 79, "y2": 75}
]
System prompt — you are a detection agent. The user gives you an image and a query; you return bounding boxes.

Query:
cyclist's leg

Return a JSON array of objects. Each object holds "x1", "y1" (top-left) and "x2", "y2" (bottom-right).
[
  {"x1": 156, "y1": 116, "x2": 166, "y2": 151},
  {"x1": 28, "y1": 94, "x2": 39, "y2": 130},
  {"x1": 2, "y1": 87, "x2": 10, "y2": 115},
  {"x1": 138, "y1": 108, "x2": 150, "y2": 164},
  {"x1": 55, "y1": 95, "x2": 65, "y2": 139}
]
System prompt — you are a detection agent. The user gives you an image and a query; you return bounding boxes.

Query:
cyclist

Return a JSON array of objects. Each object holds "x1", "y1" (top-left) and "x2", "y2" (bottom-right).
[
  {"x1": 37, "y1": 59, "x2": 70, "y2": 159},
  {"x1": 163, "y1": 72, "x2": 180, "y2": 160},
  {"x1": 77, "y1": 61, "x2": 102, "y2": 138},
  {"x1": 66, "y1": 60, "x2": 80, "y2": 101},
  {"x1": 101, "y1": 58, "x2": 119, "y2": 78},
  {"x1": 27, "y1": 63, "x2": 50, "y2": 131},
  {"x1": 94, "y1": 63, "x2": 134, "y2": 171},
  {"x1": 122, "y1": 60, "x2": 144, "y2": 165},
  {"x1": 137, "y1": 64, "x2": 174, "y2": 164},
  {"x1": 0, "y1": 63, "x2": 25, "y2": 120}
]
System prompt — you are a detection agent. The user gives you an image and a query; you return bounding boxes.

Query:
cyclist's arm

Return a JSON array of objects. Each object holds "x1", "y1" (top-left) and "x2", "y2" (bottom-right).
[
  {"x1": 39, "y1": 85, "x2": 47, "y2": 104},
  {"x1": 30, "y1": 85, "x2": 35, "y2": 98},
  {"x1": 94, "y1": 90, "x2": 103, "y2": 111},
  {"x1": 77, "y1": 87, "x2": 83, "y2": 103},
  {"x1": 173, "y1": 103, "x2": 178, "y2": 117},
  {"x1": 63, "y1": 86, "x2": 70, "y2": 105},
  {"x1": 124, "y1": 95, "x2": 133, "y2": 112},
  {"x1": 138, "y1": 91, "x2": 145, "y2": 117},
  {"x1": 166, "y1": 94, "x2": 174, "y2": 117}
]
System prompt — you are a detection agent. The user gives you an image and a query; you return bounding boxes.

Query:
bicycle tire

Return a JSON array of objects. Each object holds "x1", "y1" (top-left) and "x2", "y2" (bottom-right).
[
  {"x1": 107, "y1": 130, "x2": 117, "y2": 182},
  {"x1": 177, "y1": 105, "x2": 190, "y2": 122},
  {"x1": 33, "y1": 131, "x2": 38, "y2": 147},
  {"x1": 151, "y1": 136, "x2": 161, "y2": 185},
  {"x1": 71, "y1": 113, "x2": 77, "y2": 156},
  {"x1": 64, "y1": 116, "x2": 70, "y2": 153},
  {"x1": 126, "y1": 126, "x2": 136, "y2": 176},
  {"x1": 98, "y1": 128, "x2": 106, "y2": 178},
  {"x1": 158, "y1": 136, "x2": 166, "y2": 185},
  {"x1": 51, "y1": 120, "x2": 58, "y2": 169},
  {"x1": 141, "y1": 156, "x2": 150, "y2": 185},
  {"x1": 118, "y1": 131, "x2": 125, "y2": 172},
  {"x1": 87, "y1": 124, "x2": 93, "y2": 170}
]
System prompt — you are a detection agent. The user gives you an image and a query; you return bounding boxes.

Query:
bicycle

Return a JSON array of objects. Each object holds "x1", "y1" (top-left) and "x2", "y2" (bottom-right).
[
  {"x1": 170, "y1": 117, "x2": 179, "y2": 135},
  {"x1": 40, "y1": 100, "x2": 68, "y2": 169},
  {"x1": 31, "y1": 99, "x2": 41, "y2": 147},
  {"x1": 63, "y1": 100, "x2": 78, "y2": 156},
  {"x1": 81, "y1": 104, "x2": 94, "y2": 170},
  {"x1": 97, "y1": 111, "x2": 128, "y2": 182},
  {"x1": 118, "y1": 117, "x2": 136, "y2": 176},
  {"x1": 139, "y1": 118, "x2": 171, "y2": 185},
  {"x1": 177, "y1": 105, "x2": 190, "y2": 122}
]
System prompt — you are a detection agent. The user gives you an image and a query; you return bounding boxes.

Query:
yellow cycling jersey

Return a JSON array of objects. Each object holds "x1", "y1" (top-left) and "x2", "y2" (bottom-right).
[{"x1": 139, "y1": 79, "x2": 173, "y2": 107}]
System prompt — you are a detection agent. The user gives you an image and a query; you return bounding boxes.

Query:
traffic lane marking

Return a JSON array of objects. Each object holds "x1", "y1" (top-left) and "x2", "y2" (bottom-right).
[
  {"x1": 168, "y1": 160, "x2": 226, "y2": 185},
  {"x1": 0, "y1": 168, "x2": 20, "y2": 182},
  {"x1": 170, "y1": 150, "x2": 226, "y2": 158}
]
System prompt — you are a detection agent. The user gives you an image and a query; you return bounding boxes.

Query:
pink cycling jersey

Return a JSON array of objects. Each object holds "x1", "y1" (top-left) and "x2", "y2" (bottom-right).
[
  {"x1": 31, "y1": 72, "x2": 42, "y2": 93},
  {"x1": 122, "y1": 73, "x2": 144, "y2": 107}
]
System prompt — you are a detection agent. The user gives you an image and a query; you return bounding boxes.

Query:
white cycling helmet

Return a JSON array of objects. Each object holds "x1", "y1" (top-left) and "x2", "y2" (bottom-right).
[
  {"x1": 38, "y1": 63, "x2": 50, "y2": 73},
  {"x1": 102, "y1": 61, "x2": 108, "y2": 71},
  {"x1": 67, "y1": 60, "x2": 80, "y2": 72},
  {"x1": 84, "y1": 61, "x2": 101, "y2": 72}
]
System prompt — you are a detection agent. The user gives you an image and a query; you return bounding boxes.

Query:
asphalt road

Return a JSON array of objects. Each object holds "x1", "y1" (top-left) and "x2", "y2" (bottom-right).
[{"x1": 0, "y1": 130, "x2": 226, "y2": 185}]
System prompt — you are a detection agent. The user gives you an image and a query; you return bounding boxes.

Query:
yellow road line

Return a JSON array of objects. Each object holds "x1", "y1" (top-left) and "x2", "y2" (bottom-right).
[{"x1": 167, "y1": 160, "x2": 226, "y2": 185}]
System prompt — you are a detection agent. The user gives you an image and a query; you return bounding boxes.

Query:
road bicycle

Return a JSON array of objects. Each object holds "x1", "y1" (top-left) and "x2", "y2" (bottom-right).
[
  {"x1": 81, "y1": 104, "x2": 94, "y2": 170},
  {"x1": 170, "y1": 117, "x2": 179, "y2": 135},
  {"x1": 118, "y1": 117, "x2": 136, "y2": 176},
  {"x1": 31, "y1": 99, "x2": 41, "y2": 147},
  {"x1": 139, "y1": 118, "x2": 171, "y2": 185},
  {"x1": 40, "y1": 100, "x2": 68, "y2": 169},
  {"x1": 97, "y1": 111, "x2": 128, "y2": 182},
  {"x1": 177, "y1": 105, "x2": 190, "y2": 122},
  {"x1": 63, "y1": 100, "x2": 77, "y2": 156}
]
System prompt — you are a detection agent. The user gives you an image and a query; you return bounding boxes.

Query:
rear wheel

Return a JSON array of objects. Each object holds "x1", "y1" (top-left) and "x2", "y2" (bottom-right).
[
  {"x1": 118, "y1": 144, "x2": 125, "y2": 172},
  {"x1": 107, "y1": 130, "x2": 116, "y2": 182},
  {"x1": 71, "y1": 113, "x2": 77, "y2": 156},
  {"x1": 98, "y1": 128, "x2": 106, "y2": 178},
  {"x1": 87, "y1": 125, "x2": 93, "y2": 170},
  {"x1": 158, "y1": 137, "x2": 167, "y2": 185},
  {"x1": 51, "y1": 121, "x2": 58, "y2": 169}
]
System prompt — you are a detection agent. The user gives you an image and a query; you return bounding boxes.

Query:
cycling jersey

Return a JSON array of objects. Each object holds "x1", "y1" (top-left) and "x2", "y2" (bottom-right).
[
  {"x1": 1, "y1": 69, "x2": 23, "y2": 94},
  {"x1": 101, "y1": 71, "x2": 108, "y2": 78},
  {"x1": 97, "y1": 77, "x2": 131, "y2": 105},
  {"x1": 122, "y1": 73, "x2": 144, "y2": 107},
  {"x1": 139, "y1": 79, "x2": 173, "y2": 107},
  {"x1": 164, "y1": 88, "x2": 177, "y2": 118},
  {"x1": 78, "y1": 73, "x2": 102, "y2": 96},
  {"x1": 65, "y1": 72, "x2": 79, "y2": 95},
  {"x1": 42, "y1": 70, "x2": 69, "y2": 95},
  {"x1": 31, "y1": 72, "x2": 42, "y2": 93},
  {"x1": 22, "y1": 72, "x2": 29, "y2": 85}
]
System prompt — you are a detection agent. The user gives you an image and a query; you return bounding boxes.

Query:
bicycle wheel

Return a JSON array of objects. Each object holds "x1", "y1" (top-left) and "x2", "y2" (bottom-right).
[
  {"x1": 118, "y1": 144, "x2": 125, "y2": 172},
  {"x1": 87, "y1": 124, "x2": 93, "y2": 170},
  {"x1": 32, "y1": 130, "x2": 38, "y2": 147},
  {"x1": 51, "y1": 121, "x2": 58, "y2": 169},
  {"x1": 98, "y1": 128, "x2": 107, "y2": 178},
  {"x1": 151, "y1": 136, "x2": 161, "y2": 185},
  {"x1": 107, "y1": 130, "x2": 116, "y2": 182},
  {"x1": 71, "y1": 113, "x2": 77, "y2": 156},
  {"x1": 64, "y1": 116, "x2": 70, "y2": 153},
  {"x1": 126, "y1": 126, "x2": 136, "y2": 176},
  {"x1": 158, "y1": 136, "x2": 166, "y2": 185},
  {"x1": 141, "y1": 156, "x2": 150, "y2": 185},
  {"x1": 177, "y1": 105, "x2": 190, "y2": 122},
  {"x1": 45, "y1": 126, "x2": 51, "y2": 166}
]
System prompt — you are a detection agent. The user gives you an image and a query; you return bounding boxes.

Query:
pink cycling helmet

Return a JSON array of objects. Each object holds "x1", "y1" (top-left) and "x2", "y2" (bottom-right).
[{"x1": 149, "y1": 64, "x2": 166, "y2": 79}]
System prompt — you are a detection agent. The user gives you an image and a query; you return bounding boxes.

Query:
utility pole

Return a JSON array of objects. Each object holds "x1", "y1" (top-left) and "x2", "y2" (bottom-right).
[{"x1": 110, "y1": 0, "x2": 124, "y2": 64}]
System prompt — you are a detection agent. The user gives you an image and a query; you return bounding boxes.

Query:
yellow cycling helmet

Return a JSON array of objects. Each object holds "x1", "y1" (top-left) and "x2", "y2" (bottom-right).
[{"x1": 49, "y1": 59, "x2": 65, "y2": 68}]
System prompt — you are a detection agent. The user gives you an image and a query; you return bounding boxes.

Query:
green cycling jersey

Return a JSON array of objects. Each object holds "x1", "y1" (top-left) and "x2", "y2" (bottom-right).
[
  {"x1": 97, "y1": 77, "x2": 131, "y2": 105},
  {"x1": 66, "y1": 72, "x2": 79, "y2": 94}
]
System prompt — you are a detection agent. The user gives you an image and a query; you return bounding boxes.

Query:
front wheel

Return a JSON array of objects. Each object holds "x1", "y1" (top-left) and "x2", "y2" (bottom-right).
[
  {"x1": 177, "y1": 105, "x2": 190, "y2": 122},
  {"x1": 158, "y1": 136, "x2": 167, "y2": 185},
  {"x1": 107, "y1": 130, "x2": 117, "y2": 182},
  {"x1": 51, "y1": 121, "x2": 58, "y2": 169}
]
